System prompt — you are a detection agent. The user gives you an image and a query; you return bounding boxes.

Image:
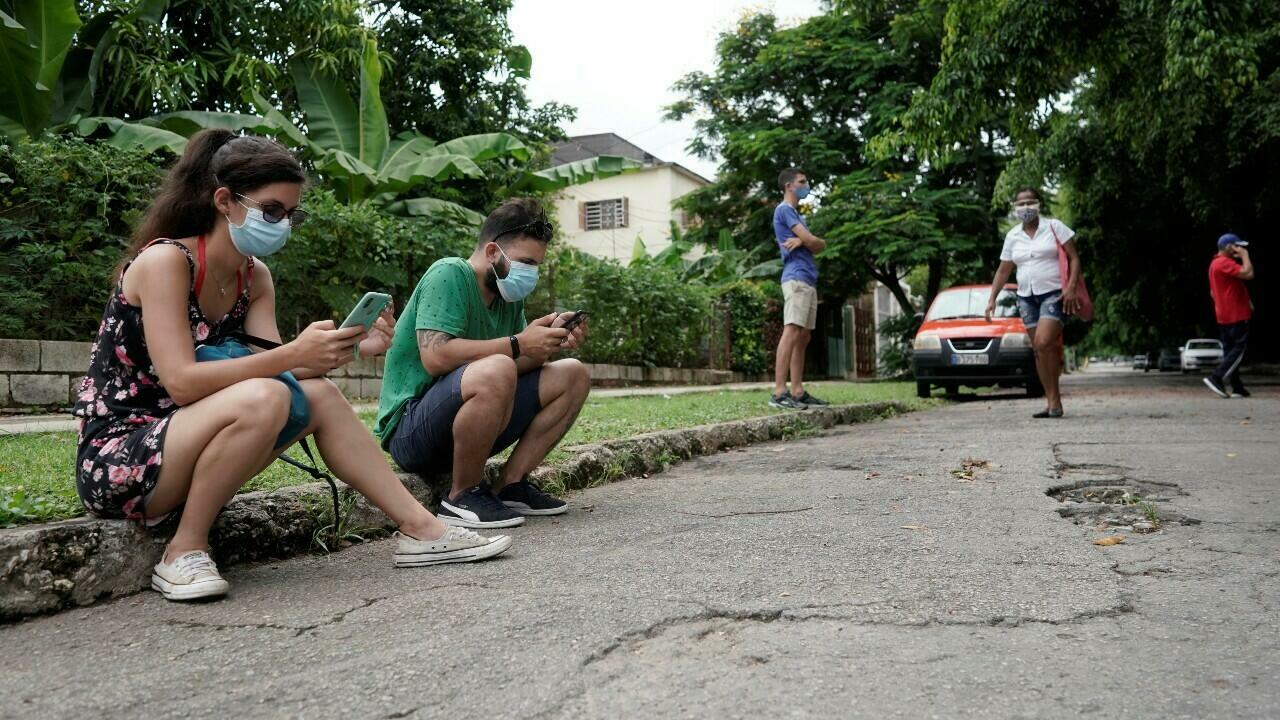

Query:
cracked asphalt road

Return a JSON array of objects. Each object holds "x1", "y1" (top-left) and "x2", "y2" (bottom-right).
[{"x1": 2, "y1": 366, "x2": 1277, "y2": 719}]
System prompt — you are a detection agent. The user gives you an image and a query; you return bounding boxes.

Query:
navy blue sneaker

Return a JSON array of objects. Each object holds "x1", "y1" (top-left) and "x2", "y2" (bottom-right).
[
  {"x1": 439, "y1": 486, "x2": 526, "y2": 528},
  {"x1": 498, "y1": 478, "x2": 568, "y2": 516},
  {"x1": 794, "y1": 391, "x2": 829, "y2": 407},
  {"x1": 769, "y1": 392, "x2": 804, "y2": 410}
]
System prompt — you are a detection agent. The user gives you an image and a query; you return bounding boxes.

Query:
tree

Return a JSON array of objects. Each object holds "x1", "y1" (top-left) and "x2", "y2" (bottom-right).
[
  {"x1": 666, "y1": 2, "x2": 1004, "y2": 311},
  {"x1": 374, "y1": 0, "x2": 573, "y2": 145},
  {"x1": 901, "y1": 0, "x2": 1280, "y2": 357}
]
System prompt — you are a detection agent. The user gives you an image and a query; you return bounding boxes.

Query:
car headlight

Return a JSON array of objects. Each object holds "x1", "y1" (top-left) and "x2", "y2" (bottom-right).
[
  {"x1": 1001, "y1": 332, "x2": 1031, "y2": 348},
  {"x1": 913, "y1": 333, "x2": 942, "y2": 350}
]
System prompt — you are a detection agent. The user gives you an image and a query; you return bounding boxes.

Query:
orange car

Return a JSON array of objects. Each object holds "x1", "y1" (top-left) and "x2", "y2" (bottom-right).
[{"x1": 911, "y1": 284, "x2": 1041, "y2": 398}]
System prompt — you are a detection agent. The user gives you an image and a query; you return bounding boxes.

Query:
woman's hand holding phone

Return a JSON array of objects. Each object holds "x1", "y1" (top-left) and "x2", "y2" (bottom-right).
[{"x1": 291, "y1": 320, "x2": 364, "y2": 373}]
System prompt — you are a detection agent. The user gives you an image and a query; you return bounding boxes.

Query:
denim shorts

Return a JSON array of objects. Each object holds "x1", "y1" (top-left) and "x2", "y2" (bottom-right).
[
  {"x1": 389, "y1": 363, "x2": 543, "y2": 474},
  {"x1": 1017, "y1": 290, "x2": 1064, "y2": 329}
]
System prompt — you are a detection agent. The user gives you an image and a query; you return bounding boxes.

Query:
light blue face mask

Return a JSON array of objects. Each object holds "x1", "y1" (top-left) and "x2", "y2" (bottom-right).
[
  {"x1": 794, "y1": 184, "x2": 811, "y2": 200},
  {"x1": 227, "y1": 204, "x2": 290, "y2": 257},
  {"x1": 493, "y1": 244, "x2": 539, "y2": 302}
]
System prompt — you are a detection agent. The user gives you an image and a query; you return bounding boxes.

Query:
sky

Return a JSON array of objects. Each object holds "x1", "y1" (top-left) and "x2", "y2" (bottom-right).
[{"x1": 509, "y1": 0, "x2": 823, "y2": 181}]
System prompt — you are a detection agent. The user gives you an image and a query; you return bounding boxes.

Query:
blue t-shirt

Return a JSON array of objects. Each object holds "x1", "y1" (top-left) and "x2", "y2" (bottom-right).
[{"x1": 773, "y1": 202, "x2": 818, "y2": 286}]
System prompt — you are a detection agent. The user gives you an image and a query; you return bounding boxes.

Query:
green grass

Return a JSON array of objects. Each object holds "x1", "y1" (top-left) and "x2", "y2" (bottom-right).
[{"x1": 0, "y1": 381, "x2": 929, "y2": 526}]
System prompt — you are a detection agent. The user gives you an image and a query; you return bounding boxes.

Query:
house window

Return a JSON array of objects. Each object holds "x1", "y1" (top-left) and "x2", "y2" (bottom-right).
[{"x1": 580, "y1": 198, "x2": 628, "y2": 230}]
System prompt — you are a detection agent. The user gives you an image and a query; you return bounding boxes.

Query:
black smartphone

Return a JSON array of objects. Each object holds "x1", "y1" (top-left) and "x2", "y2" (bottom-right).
[{"x1": 560, "y1": 310, "x2": 588, "y2": 331}]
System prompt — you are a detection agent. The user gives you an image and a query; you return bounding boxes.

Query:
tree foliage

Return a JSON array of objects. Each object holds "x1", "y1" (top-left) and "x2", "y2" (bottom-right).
[
  {"x1": 374, "y1": 0, "x2": 573, "y2": 145},
  {"x1": 902, "y1": 0, "x2": 1280, "y2": 355},
  {"x1": 667, "y1": 2, "x2": 1004, "y2": 312}
]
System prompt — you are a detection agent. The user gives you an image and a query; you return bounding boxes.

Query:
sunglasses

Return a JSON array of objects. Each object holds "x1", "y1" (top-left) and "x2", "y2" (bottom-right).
[
  {"x1": 237, "y1": 194, "x2": 309, "y2": 227},
  {"x1": 494, "y1": 220, "x2": 554, "y2": 243}
]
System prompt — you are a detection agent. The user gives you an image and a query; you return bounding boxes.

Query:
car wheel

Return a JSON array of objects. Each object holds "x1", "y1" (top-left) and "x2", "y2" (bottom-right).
[
  {"x1": 1027, "y1": 379, "x2": 1045, "y2": 398},
  {"x1": 916, "y1": 381, "x2": 930, "y2": 399},
  {"x1": 944, "y1": 383, "x2": 960, "y2": 397}
]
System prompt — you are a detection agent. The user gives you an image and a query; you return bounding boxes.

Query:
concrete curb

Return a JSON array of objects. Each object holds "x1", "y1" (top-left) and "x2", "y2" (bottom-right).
[{"x1": 0, "y1": 401, "x2": 910, "y2": 621}]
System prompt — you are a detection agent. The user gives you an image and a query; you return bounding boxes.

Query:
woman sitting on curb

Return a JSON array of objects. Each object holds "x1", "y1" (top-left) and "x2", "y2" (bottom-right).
[{"x1": 72, "y1": 129, "x2": 510, "y2": 602}]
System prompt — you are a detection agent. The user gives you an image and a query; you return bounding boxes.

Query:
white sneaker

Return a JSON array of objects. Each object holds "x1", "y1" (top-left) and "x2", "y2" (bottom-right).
[
  {"x1": 393, "y1": 526, "x2": 512, "y2": 568},
  {"x1": 151, "y1": 550, "x2": 230, "y2": 601}
]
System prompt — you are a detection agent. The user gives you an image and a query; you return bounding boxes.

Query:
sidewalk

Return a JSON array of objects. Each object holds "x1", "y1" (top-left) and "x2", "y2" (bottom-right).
[
  {"x1": 3, "y1": 372, "x2": 1274, "y2": 717},
  {"x1": 1, "y1": 383, "x2": 779, "y2": 436}
]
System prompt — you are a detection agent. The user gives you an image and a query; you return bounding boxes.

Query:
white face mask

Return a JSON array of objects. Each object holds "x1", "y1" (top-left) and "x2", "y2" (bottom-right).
[{"x1": 1013, "y1": 202, "x2": 1040, "y2": 223}]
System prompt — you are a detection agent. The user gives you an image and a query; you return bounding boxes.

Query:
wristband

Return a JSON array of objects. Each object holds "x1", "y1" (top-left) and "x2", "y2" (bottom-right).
[{"x1": 509, "y1": 334, "x2": 521, "y2": 359}]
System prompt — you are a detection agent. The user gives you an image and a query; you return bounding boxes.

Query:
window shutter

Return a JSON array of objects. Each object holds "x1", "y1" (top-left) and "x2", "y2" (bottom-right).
[
  {"x1": 578, "y1": 201, "x2": 586, "y2": 231},
  {"x1": 621, "y1": 197, "x2": 629, "y2": 228}
]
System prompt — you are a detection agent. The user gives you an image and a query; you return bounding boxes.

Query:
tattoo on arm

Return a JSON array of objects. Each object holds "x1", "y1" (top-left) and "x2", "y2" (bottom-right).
[{"x1": 417, "y1": 329, "x2": 454, "y2": 352}]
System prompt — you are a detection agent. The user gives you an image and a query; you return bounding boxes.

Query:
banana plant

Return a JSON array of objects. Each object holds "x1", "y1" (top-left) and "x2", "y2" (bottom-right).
[
  {"x1": 0, "y1": 0, "x2": 81, "y2": 138},
  {"x1": 121, "y1": 36, "x2": 642, "y2": 222}
]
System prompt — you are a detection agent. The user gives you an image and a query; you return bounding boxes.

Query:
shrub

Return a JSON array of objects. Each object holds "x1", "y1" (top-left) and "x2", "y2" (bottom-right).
[
  {"x1": 877, "y1": 311, "x2": 916, "y2": 378},
  {"x1": 530, "y1": 248, "x2": 710, "y2": 367},
  {"x1": 713, "y1": 280, "x2": 772, "y2": 374},
  {"x1": 0, "y1": 136, "x2": 162, "y2": 340},
  {"x1": 269, "y1": 190, "x2": 473, "y2": 336}
]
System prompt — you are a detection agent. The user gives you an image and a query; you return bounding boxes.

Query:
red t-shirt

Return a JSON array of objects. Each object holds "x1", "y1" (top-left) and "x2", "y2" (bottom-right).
[{"x1": 1208, "y1": 255, "x2": 1252, "y2": 324}]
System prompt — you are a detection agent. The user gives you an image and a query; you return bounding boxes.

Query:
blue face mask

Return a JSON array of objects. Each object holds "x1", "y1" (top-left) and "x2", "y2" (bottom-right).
[
  {"x1": 227, "y1": 204, "x2": 290, "y2": 257},
  {"x1": 794, "y1": 185, "x2": 811, "y2": 200},
  {"x1": 493, "y1": 244, "x2": 539, "y2": 302}
]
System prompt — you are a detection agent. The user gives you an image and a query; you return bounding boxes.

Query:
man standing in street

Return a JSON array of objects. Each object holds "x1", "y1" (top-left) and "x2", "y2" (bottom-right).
[
  {"x1": 770, "y1": 167, "x2": 828, "y2": 409},
  {"x1": 375, "y1": 198, "x2": 590, "y2": 528},
  {"x1": 1205, "y1": 233, "x2": 1255, "y2": 398}
]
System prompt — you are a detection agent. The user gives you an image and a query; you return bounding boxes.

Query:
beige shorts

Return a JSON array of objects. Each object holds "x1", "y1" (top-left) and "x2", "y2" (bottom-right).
[{"x1": 782, "y1": 280, "x2": 818, "y2": 330}]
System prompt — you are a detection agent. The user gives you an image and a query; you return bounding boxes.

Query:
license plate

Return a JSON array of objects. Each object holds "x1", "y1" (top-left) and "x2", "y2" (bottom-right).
[{"x1": 951, "y1": 354, "x2": 990, "y2": 366}]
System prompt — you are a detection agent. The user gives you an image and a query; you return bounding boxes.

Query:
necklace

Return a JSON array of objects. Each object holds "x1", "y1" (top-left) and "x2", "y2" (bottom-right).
[{"x1": 210, "y1": 272, "x2": 232, "y2": 297}]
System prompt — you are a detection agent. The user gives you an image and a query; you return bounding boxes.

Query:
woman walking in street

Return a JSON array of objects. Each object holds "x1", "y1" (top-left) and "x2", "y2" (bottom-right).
[
  {"x1": 74, "y1": 129, "x2": 510, "y2": 602},
  {"x1": 984, "y1": 188, "x2": 1082, "y2": 418}
]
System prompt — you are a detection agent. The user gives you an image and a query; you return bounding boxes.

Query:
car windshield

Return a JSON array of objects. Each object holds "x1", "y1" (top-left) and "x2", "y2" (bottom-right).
[
  {"x1": 1186, "y1": 341, "x2": 1221, "y2": 350},
  {"x1": 927, "y1": 288, "x2": 1018, "y2": 320}
]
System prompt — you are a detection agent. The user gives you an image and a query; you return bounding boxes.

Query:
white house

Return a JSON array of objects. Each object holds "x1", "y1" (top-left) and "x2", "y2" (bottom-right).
[{"x1": 548, "y1": 134, "x2": 711, "y2": 260}]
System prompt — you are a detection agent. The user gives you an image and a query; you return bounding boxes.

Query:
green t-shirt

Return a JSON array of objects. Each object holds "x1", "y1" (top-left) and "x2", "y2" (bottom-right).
[{"x1": 374, "y1": 257, "x2": 526, "y2": 446}]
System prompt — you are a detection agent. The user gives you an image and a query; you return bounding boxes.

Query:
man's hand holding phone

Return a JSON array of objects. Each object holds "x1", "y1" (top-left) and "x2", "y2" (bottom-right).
[
  {"x1": 517, "y1": 313, "x2": 570, "y2": 364},
  {"x1": 552, "y1": 310, "x2": 589, "y2": 350}
]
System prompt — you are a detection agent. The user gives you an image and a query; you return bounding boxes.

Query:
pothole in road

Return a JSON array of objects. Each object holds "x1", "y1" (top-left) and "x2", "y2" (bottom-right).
[{"x1": 1047, "y1": 464, "x2": 1200, "y2": 534}]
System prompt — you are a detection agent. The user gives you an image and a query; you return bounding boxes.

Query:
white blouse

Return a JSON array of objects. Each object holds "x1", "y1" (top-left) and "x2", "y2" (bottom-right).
[{"x1": 1000, "y1": 218, "x2": 1075, "y2": 296}]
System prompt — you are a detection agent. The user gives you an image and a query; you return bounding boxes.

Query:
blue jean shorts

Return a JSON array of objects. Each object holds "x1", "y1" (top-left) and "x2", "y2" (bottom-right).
[
  {"x1": 1017, "y1": 290, "x2": 1064, "y2": 329},
  {"x1": 389, "y1": 363, "x2": 543, "y2": 474}
]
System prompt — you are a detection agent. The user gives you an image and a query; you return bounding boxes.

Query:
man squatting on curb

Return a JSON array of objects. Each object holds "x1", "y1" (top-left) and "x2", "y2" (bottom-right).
[{"x1": 375, "y1": 198, "x2": 591, "y2": 529}]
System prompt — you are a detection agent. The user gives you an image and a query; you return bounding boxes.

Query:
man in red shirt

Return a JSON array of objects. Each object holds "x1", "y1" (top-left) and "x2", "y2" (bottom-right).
[{"x1": 1205, "y1": 233, "x2": 1255, "y2": 398}]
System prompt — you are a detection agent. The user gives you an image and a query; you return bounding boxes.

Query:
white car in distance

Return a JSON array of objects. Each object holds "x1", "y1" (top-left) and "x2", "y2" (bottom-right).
[{"x1": 1180, "y1": 339, "x2": 1224, "y2": 374}]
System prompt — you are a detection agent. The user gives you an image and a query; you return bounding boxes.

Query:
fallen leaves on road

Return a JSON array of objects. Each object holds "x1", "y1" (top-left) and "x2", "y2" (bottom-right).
[
  {"x1": 900, "y1": 524, "x2": 929, "y2": 531},
  {"x1": 1093, "y1": 535, "x2": 1126, "y2": 546},
  {"x1": 864, "y1": 471, "x2": 880, "y2": 480},
  {"x1": 951, "y1": 458, "x2": 993, "y2": 483}
]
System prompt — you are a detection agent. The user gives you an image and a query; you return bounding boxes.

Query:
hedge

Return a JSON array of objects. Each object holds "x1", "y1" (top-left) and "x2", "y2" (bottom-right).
[{"x1": 0, "y1": 136, "x2": 753, "y2": 371}]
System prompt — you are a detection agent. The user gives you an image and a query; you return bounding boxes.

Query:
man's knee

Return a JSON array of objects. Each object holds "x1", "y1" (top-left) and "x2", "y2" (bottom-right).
[{"x1": 465, "y1": 355, "x2": 518, "y2": 399}]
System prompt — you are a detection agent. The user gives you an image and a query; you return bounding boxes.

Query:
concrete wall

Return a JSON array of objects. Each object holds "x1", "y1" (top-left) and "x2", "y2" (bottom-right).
[
  {"x1": 0, "y1": 339, "x2": 757, "y2": 411},
  {"x1": 554, "y1": 164, "x2": 708, "y2": 261},
  {"x1": 0, "y1": 339, "x2": 386, "y2": 411}
]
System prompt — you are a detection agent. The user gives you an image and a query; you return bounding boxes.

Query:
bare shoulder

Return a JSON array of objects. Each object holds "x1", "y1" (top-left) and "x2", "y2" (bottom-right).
[
  {"x1": 250, "y1": 259, "x2": 275, "y2": 300},
  {"x1": 125, "y1": 241, "x2": 192, "y2": 290}
]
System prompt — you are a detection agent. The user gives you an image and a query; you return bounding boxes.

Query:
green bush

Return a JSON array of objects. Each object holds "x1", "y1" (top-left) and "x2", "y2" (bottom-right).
[
  {"x1": 877, "y1": 311, "x2": 916, "y2": 378},
  {"x1": 0, "y1": 137, "x2": 475, "y2": 342},
  {"x1": 713, "y1": 280, "x2": 772, "y2": 374},
  {"x1": 0, "y1": 136, "x2": 162, "y2": 340},
  {"x1": 530, "y1": 249, "x2": 710, "y2": 367},
  {"x1": 269, "y1": 190, "x2": 473, "y2": 336}
]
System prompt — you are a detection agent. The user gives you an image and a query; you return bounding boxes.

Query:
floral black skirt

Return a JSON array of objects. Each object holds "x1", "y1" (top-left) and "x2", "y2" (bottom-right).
[{"x1": 76, "y1": 414, "x2": 172, "y2": 520}]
